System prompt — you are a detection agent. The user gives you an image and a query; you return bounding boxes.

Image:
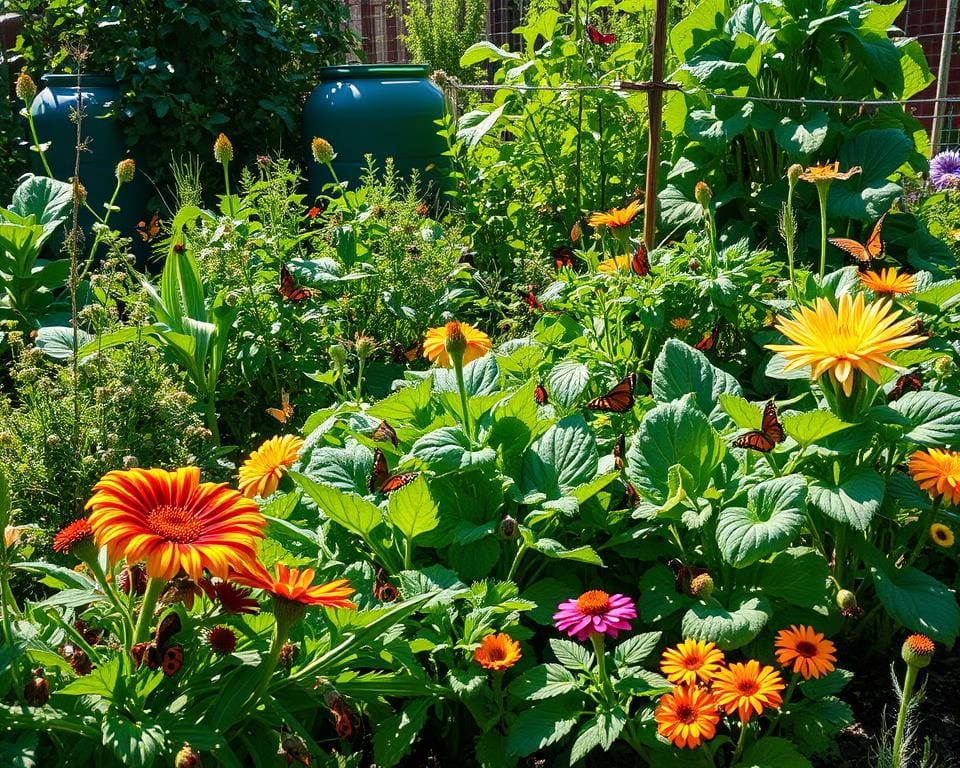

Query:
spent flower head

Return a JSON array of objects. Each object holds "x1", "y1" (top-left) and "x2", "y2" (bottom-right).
[
  {"x1": 16, "y1": 71, "x2": 36, "y2": 103},
  {"x1": 214, "y1": 133, "x2": 233, "y2": 164},
  {"x1": 115, "y1": 159, "x2": 136, "y2": 183},
  {"x1": 311, "y1": 137, "x2": 335, "y2": 165}
]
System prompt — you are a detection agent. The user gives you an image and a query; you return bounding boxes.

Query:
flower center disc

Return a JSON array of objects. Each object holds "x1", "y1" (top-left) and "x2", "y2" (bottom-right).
[
  {"x1": 148, "y1": 504, "x2": 202, "y2": 543},
  {"x1": 576, "y1": 590, "x2": 611, "y2": 615},
  {"x1": 683, "y1": 654, "x2": 704, "y2": 670},
  {"x1": 676, "y1": 704, "x2": 696, "y2": 724},
  {"x1": 795, "y1": 640, "x2": 818, "y2": 658},
  {"x1": 737, "y1": 680, "x2": 759, "y2": 696}
]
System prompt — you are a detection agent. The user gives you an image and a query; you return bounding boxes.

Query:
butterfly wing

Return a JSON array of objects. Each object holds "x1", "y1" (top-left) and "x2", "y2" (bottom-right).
[
  {"x1": 759, "y1": 400, "x2": 785, "y2": 445},
  {"x1": 586, "y1": 374, "x2": 636, "y2": 413},
  {"x1": 733, "y1": 431, "x2": 777, "y2": 452},
  {"x1": 631, "y1": 242, "x2": 650, "y2": 276},
  {"x1": 613, "y1": 434, "x2": 626, "y2": 470},
  {"x1": 829, "y1": 237, "x2": 871, "y2": 267},
  {"x1": 137, "y1": 213, "x2": 160, "y2": 242},
  {"x1": 534, "y1": 382, "x2": 548, "y2": 405},
  {"x1": 695, "y1": 328, "x2": 716, "y2": 351},
  {"x1": 266, "y1": 389, "x2": 293, "y2": 423},
  {"x1": 155, "y1": 611, "x2": 182, "y2": 647},
  {"x1": 279, "y1": 263, "x2": 312, "y2": 301},
  {"x1": 624, "y1": 481, "x2": 639, "y2": 508},
  {"x1": 161, "y1": 646, "x2": 184, "y2": 676},
  {"x1": 888, "y1": 371, "x2": 922, "y2": 402},
  {"x1": 524, "y1": 288, "x2": 543, "y2": 310},
  {"x1": 587, "y1": 23, "x2": 616, "y2": 44},
  {"x1": 368, "y1": 448, "x2": 390, "y2": 493},
  {"x1": 372, "y1": 420, "x2": 399, "y2": 447},
  {"x1": 866, "y1": 212, "x2": 888, "y2": 259},
  {"x1": 379, "y1": 472, "x2": 418, "y2": 494}
]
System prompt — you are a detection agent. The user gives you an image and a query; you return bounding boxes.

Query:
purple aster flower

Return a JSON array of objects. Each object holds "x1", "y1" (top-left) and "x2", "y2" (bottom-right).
[
  {"x1": 930, "y1": 149, "x2": 960, "y2": 191},
  {"x1": 553, "y1": 589, "x2": 637, "y2": 641}
]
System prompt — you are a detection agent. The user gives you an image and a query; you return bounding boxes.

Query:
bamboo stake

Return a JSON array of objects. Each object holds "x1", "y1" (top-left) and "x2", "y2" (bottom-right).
[{"x1": 643, "y1": 0, "x2": 669, "y2": 250}]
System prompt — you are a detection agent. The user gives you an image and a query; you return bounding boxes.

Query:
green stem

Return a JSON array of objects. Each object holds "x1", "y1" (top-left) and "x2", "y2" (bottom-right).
[
  {"x1": 81, "y1": 552, "x2": 133, "y2": 649},
  {"x1": 731, "y1": 720, "x2": 750, "y2": 764},
  {"x1": 768, "y1": 671, "x2": 798, "y2": 736},
  {"x1": 506, "y1": 542, "x2": 528, "y2": 583},
  {"x1": 904, "y1": 499, "x2": 940, "y2": 569},
  {"x1": 248, "y1": 615, "x2": 291, "y2": 709},
  {"x1": 816, "y1": 182, "x2": 831, "y2": 280},
  {"x1": 223, "y1": 162, "x2": 235, "y2": 218},
  {"x1": 453, "y1": 356, "x2": 473, "y2": 442},
  {"x1": 205, "y1": 389, "x2": 221, "y2": 444},
  {"x1": 355, "y1": 356, "x2": 366, "y2": 405},
  {"x1": 403, "y1": 536, "x2": 413, "y2": 571},
  {"x1": 892, "y1": 663, "x2": 919, "y2": 768},
  {"x1": 26, "y1": 111, "x2": 55, "y2": 178},
  {"x1": 784, "y1": 182, "x2": 797, "y2": 295},
  {"x1": 589, "y1": 632, "x2": 616, "y2": 705},
  {"x1": 132, "y1": 577, "x2": 166, "y2": 644}
]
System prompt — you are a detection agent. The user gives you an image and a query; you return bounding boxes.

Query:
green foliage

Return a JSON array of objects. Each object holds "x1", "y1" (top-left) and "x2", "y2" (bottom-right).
[
  {"x1": 9, "y1": 0, "x2": 358, "y2": 191},
  {"x1": 401, "y1": 0, "x2": 486, "y2": 84}
]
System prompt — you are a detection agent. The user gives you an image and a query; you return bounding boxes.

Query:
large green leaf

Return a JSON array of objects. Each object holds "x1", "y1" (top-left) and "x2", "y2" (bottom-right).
[
  {"x1": 546, "y1": 360, "x2": 590, "y2": 408},
  {"x1": 717, "y1": 475, "x2": 807, "y2": 566},
  {"x1": 774, "y1": 112, "x2": 829, "y2": 158},
  {"x1": 289, "y1": 472, "x2": 383, "y2": 537},
  {"x1": 388, "y1": 477, "x2": 439, "y2": 542},
  {"x1": 782, "y1": 411, "x2": 852, "y2": 448},
  {"x1": 569, "y1": 708, "x2": 627, "y2": 764},
  {"x1": 9, "y1": 174, "x2": 73, "y2": 227},
  {"x1": 521, "y1": 414, "x2": 598, "y2": 497},
  {"x1": 409, "y1": 427, "x2": 496, "y2": 474},
  {"x1": 373, "y1": 698, "x2": 431, "y2": 768},
  {"x1": 891, "y1": 390, "x2": 960, "y2": 446},
  {"x1": 808, "y1": 467, "x2": 883, "y2": 530},
  {"x1": 652, "y1": 338, "x2": 742, "y2": 414},
  {"x1": 101, "y1": 713, "x2": 165, "y2": 768},
  {"x1": 758, "y1": 548, "x2": 830, "y2": 609},
  {"x1": 681, "y1": 595, "x2": 772, "y2": 650},
  {"x1": 735, "y1": 737, "x2": 812, "y2": 768},
  {"x1": 626, "y1": 395, "x2": 726, "y2": 505},
  {"x1": 458, "y1": 104, "x2": 507, "y2": 148},
  {"x1": 506, "y1": 695, "x2": 583, "y2": 757},
  {"x1": 509, "y1": 664, "x2": 577, "y2": 701},
  {"x1": 460, "y1": 40, "x2": 522, "y2": 67}
]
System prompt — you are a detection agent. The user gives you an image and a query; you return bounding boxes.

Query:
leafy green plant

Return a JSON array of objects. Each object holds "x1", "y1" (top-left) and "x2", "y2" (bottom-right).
[{"x1": 401, "y1": 0, "x2": 486, "y2": 84}]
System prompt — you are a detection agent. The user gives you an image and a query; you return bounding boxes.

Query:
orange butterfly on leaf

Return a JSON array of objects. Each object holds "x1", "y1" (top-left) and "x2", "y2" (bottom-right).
[
  {"x1": 732, "y1": 400, "x2": 785, "y2": 453},
  {"x1": 137, "y1": 212, "x2": 161, "y2": 242},
  {"x1": 534, "y1": 382, "x2": 549, "y2": 405},
  {"x1": 586, "y1": 374, "x2": 636, "y2": 413},
  {"x1": 131, "y1": 612, "x2": 183, "y2": 676},
  {"x1": 368, "y1": 448, "x2": 418, "y2": 494},
  {"x1": 624, "y1": 481, "x2": 639, "y2": 508},
  {"x1": 829, "y1": 212, "x2": 887, "y2": 271},
  {"x1": 631, "y1": 242, "x2": 650, "y2": 277},
  {"x1": 887, "y1": 371, "x2": 922, "y2": 403},
  {"x1": 371, "y1": 420, "x2": 399, "y2": 447},
  {"x1": 279, "y1": 263, "x2": 313, "y2": 302},
  {"x1": 695, "y1": 324, "x2": 719, "y2": 352},
  {"x1": 266, "y1": 390, "x2": 294, "y2": 424},
  {"x1": 372, "y1": 567, "x2": 400, "y2": 602}
]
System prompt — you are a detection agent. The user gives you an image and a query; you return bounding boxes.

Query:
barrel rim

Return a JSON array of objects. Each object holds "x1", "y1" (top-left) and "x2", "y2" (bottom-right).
[
  {"x1": 318, "y1": 64, "x2": 431, "y2": 80},
  {"x1": 41, "y1": 73, "x2": 118, "y2": 89}
]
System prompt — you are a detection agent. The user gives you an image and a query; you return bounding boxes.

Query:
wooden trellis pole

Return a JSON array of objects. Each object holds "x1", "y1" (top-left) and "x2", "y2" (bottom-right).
[
  {"x1": 643, "y1": 0, "x2": 669, "y2": 250},
  {"x1": 930, "y1": 0, "x2": 959, "y2": 154}
]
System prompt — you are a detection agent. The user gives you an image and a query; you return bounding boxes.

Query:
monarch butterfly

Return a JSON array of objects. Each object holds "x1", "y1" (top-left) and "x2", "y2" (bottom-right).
[
  {"x1": 368, "y1": 448, "x2": 418, "y2": 494},
  {"x1": 266, "y1": 390, "x2": 294, "y2": 424},
  {"x1": 137, "y1": 212, "x2": 160, "y2": 242},
  {"x1": 570, "y1": 220, "x2": 583, "y2": 242},
  {"x1": 829, "y1": 212, "x2": 887, "y2": 270},
  {"x1": 624, "y1": 481, "x2": 639, "y2": 508},
  {"x1": 553, "y1": 246, "x2": 575, "y2": 270},
  {"x1": 534, "y1": 382, "x2": 549, "y2": 405},
  {"x1": 631, "y1": 242, "x2": 650, "y2": 277},
  {"x1": 586, "y1": 374, "x2": 636, "y2": 413},
  {"x1": 372, "y1": 567, "x2": 400, "y2": 602},
  {"x1": 613, "y1": 434, "x2": 626, "y2": 470},
  {"x1": 524, "y1": 287, "x2": 543, "y2": 311},
  {"x1": 390, "y1": 342, "x2": 422, "y2": 364},
  {"x1": 587, "y1": 23, "x2": 616, "y2": 45},
  {"x1": 371, "y1": 420, "x2": 399, "y2": 447},
  {"x1": 279, "y1": 263, "x2": 313, "y2": 302},
  {"x1": 695, "y1": 325, "x2": 718, "y2": 352},
  {"x1": 887, "y1": 371, "x2": 922, "y2": 403},
  {"x1": 732, "y1": 400, "x2": 785, "y2": 453},
  {"x1": 667, "y1": 558, "x2": 710, "y2": 596}
]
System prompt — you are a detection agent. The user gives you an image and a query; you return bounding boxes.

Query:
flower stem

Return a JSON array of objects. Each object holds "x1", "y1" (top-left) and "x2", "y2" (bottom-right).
[
  {"x1": 589, "y1": 632, "x2": 616, "y2": 705},
  {"x1": 223, "y1": 162, "x2": 235, "y2": 218},
  {"x1": 904, "y1": 499, "x2": 940, "y2": 569},
  {"x1": 731, "y1": 720, "x2": 750, "y2": 764},
  {"x1": 25, "y1": 111, "x2": 55, "y2": 178},
  {"x1": 247, "y1": 607, "x2": 298, "y2": 711},
  {"x1": 816, "y1": 182, "x2": 831, "y2": 280},
  {"x1": 453, "y1": 355, "x2": 473, "y2": 442},
  {"x1": 892, "y1": 663, "x2": 919, "y2": 768},
  {"x1": 768, "y1": 671, "x2": 798, "y2": 736},
  {"x1": 132, "y1": 576, "x2": 166, "y2": 644}
]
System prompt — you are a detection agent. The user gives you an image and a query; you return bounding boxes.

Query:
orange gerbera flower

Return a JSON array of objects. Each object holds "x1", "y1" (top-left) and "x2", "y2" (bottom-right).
[
  {"x1": 238, "y1": 435, "x2": 304, "y2": 499},
  {"x1": 422, "y1": 321, "x2": 492, "y2": 367},
  {"x1": 711, "y1": 660, "x2": 785, "y2": 722},
  {"x1": 474, "y1": 633, "x2": 522, "y2": 671},
  {"x1": 774, "y1": 625, "x2": 837, "y2": 679},
  {"x1": 232, "y1": 561, "x2": 356, "y2": 609},
  {"x1": 654, "y1": 684, "x2": 720, "y2": 749},
  {"x1": 588, "y1": 199, "x2": 643, "y2": 230},
  {"x1": 909, "y1": 448, "x2": 960, "y2": 506},
  {"x1": 798, "y1": 161, "x2": 862, "y2": 184},
  {"x1": 85, "y1": 467, "x2": 265, "y2": 581},
  {"x1": 660, "y1": 639, "x2": 725, "y2": 685},
  {"x1": 52, "y1": 518, "x2": 94, "y2": 555},
  {"x1": 859, "y1": 267, "x2": 916, "y2": 297}
]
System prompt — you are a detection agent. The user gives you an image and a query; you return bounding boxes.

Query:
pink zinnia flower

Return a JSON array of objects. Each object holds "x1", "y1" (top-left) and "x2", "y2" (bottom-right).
[{"x1": 553, "y1": 590, "x2": 637, "y2": 641}]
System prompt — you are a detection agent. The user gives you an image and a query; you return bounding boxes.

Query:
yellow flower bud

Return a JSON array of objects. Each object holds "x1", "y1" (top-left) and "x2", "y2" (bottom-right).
[
  {"x1": 115, "y1": 158, "x2": 136, "y2": 183},
  {"x1": 214, "y1": 133, "x2": 233, "y2": 165},
  {"x1": 311, "y1": 137, "x2": 335, "y2": 165},
  {"x1": 16, "y1": 71, "x2": 36, "y2": 103}
]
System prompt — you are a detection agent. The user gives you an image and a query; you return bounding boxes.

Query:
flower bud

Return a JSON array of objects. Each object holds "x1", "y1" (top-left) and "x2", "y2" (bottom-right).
[
  {"x1": 688, "y1": 259, "x2": 700, "y2": 273},
  {"x1": 24, "y1": 668, "x2": 49, "y2": 706},
  {"x1": 329, "y1": 344, "x2": 347, "y2": 368},
  {"x1": 416, "y1": 202, "x2": 429, "y2": 218},
  {"x1": 499, "y1": 515, "x2": 518, "y2": 540},
  {"x1": 355, "y1": 335, "x2": 375, "y2": 362},
  {"x1": 443, "y1": 321, "x2": 467, "y2": 362},
  {"x1": 933, "y1": 355, "x2": 954, "y2": 378},
  {"x1": 787, "y1": 164, "x2": 803, "y2": 185},
  {"x1": 16, "y1": 71, "x2": 36, "y2": 103},
  {"x1": 901, "y1": 634, "x2": 934, "y2": 669},
  {"x1": 835, "y1": 589, "x2": 862, "y2": 618},
  {"x1": 213, "y1": 133, "x2": 233, "y2": 165},
  {"x1": 175, "y1": 743, "x2": 202, "y2": 768},
  {"x1": 311, "y1": 137, "x2": 335, "y2": 166},
  {"x1": 224, "y1": 291, "x2": 240, "y2": 308},
  {"x1": 688, "y1": 572, "x2": 714, "y2": 600},
  {"x1": 115, "y1": 158, "x2": 136, "y2": 183},
  {"x1": 694, "y1": 181, "x2": 713, "y2": 207},
  {"x1": 206, "y1": 625, "x2": 237, "y2": 655},
  {"x1": 279, "y1": 641, "x2": 299, "y2": 668}
]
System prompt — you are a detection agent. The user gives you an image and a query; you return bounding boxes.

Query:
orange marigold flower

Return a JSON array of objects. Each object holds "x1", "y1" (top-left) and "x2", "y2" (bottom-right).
[
  {"x1": 774, "y1": 625, "x2": 837, "y2": 679},
  {"x1": 238, "y1": 435, "x2": 304, "y2": 499},
  {"x1": 423, "y1": 321, "x2": 491, "y2": 367},
  {"x1": 474, "y1": 632, "x2": 522, "y2": 671},
  {"x1": 798, "y1": 161, "x2": 862, "y2": 184},
  {"x1": 909, "y1": 448, "x2": 960, "y2": 506},
  {"x1": 52, "y1": 518, "x2": 94, "y2": 555},
  {"x1": 85, "y1": 467, "x2": 266, "y2": 581},
  {"x1": 711, "y1": 660, "x2": 785, "y2": 722},
  {"x1": 588, "y1": 199, "x2": 643, "y2": 230},
  {"x1": 660, "y1": 639, "x2": 725, "y2": 685},
  {"x1": 232, "y1": 561, "x2": 356, "y2": 609},
  {"x1": 654, "y1": 684, "x2": 720, "y2": 749},
  {"x1": 859, "y1": 267, "x2": 916, "y2": 297}
]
